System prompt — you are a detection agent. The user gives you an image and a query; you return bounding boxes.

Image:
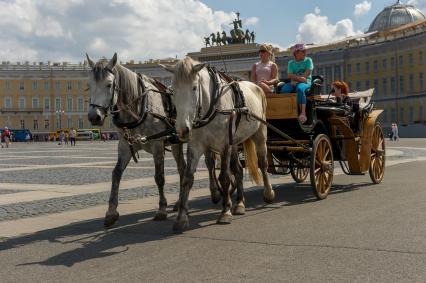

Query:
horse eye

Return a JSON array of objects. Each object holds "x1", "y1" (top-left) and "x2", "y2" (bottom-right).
[
  {"x1": 107, "y1": 83, "x2": 112, "y2": 88},
  {"x1": 192, "y1": 86, "x2": 197, "y2": 91}
]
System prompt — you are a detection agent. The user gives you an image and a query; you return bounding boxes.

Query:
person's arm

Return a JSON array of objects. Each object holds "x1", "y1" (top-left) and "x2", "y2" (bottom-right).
[
  {"x1": 265, "y1": 63, "x2": 279, "y2": 85},
  {"x1": 251, "y1": 64, "x2": 257, "y2": 84}
]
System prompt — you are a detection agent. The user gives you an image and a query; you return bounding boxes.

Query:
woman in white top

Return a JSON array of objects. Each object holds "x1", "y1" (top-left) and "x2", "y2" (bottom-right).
[{"x1": 251, "y1": 44, "x2": 278, "y2": 95}]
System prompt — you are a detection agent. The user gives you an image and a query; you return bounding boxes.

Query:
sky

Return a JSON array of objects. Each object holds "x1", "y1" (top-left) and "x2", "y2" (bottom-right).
[{"x1": 0, "y1": 0, "x2": 425, "y2": 63}]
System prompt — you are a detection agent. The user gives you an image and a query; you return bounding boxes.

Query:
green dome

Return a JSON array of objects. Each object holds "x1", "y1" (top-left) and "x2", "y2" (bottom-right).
[{"x1": 368, "y1": 1, "x2": 425, "y2": 32}]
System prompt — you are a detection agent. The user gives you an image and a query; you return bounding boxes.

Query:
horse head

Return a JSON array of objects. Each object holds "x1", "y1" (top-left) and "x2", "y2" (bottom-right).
[
  {"x1": 160, "y1": 57, "x2": 206, "y2": 142},
  {"x1": 86, "y1": 53, "x2": 118, "y2": 126}
]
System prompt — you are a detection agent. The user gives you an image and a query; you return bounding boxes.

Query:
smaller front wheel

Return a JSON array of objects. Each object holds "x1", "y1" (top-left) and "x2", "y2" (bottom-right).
[
  {"x1": 310, "y1": 134, "x2": 334, "y2": 200},
  {"x1": 290, "y1": 159, "x2": 309, "y2": 183}
]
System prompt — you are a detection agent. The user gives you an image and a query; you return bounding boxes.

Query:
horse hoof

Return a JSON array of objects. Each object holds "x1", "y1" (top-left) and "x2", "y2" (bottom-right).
[
  {"x1": 263, "y1": 190, "x2": 275, "y2": 204},
  {"x1": 104, "y1": 212, "x2": 119, "y2": 228},
  {"x1": 232, "y1": 204, "x2": 246, "y2": 215},
  {"x1": 153, "y1": 210, "x2": 167, "y2": 221},
  {"x1": 172, "y1": 215, "x2": 189, "y2": 233},
  {"x1": 211, "y1": 191, "x2": 221, "y2": 204},
  {"x1": 217, "y1": 212, "x2": 232, "y2": 224}
]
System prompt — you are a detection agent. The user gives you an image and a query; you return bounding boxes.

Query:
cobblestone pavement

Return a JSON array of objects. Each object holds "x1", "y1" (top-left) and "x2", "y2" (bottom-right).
[{"x1": 0, "y1": 140, "x2": 425, "y2": 222}]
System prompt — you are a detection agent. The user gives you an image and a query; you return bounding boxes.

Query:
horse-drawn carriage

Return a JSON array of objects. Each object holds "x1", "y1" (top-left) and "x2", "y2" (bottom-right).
[{"x1": 264, "y1": 77, "x2": 385, "y2": 199}]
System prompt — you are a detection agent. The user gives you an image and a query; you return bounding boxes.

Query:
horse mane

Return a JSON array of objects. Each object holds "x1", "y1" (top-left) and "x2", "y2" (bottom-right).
[
  {"x1": 91, "y1": 60, "x2": 139, "y2": 106},
  {"x1": 174, "y1": 56, "x2": 200, "y2": 84}
]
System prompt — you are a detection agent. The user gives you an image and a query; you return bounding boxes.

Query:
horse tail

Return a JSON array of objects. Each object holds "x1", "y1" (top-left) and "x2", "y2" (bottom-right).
[{"x1": 243, "y1": 139, "x2": 262, "y2": 185}]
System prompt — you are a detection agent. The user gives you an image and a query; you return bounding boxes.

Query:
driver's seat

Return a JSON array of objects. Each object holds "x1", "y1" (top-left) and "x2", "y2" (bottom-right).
[{"x1": 275, "y1": 75, "x2": 324, "y2": 95}]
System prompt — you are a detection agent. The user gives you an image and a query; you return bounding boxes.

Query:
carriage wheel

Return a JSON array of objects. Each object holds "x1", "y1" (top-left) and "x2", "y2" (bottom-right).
[
  {"x1": 290, "y1": 159, "x2": 309, "y2": 183},
  {"x1": 369, "y1": 123, "x2": 385, "y2": 184},
  {"x1": 310, "y1": 134, "x2": 334, "y2": 200}
]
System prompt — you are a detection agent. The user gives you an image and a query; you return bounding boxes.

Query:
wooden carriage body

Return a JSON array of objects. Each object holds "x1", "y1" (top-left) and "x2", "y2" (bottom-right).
[{"x1": 265, "y1": 89, "x2": 385, "y2": 199}]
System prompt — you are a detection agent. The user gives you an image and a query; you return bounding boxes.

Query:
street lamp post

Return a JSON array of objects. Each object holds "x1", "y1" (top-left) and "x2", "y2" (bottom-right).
[{"x1": 55, "y1": 110, "x2": 65, "y2": 130}]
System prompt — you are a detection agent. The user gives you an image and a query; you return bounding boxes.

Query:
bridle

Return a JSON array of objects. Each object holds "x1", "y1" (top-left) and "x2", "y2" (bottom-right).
[{"x1": 89, "y1": 67, "x2": 120, "y2": 116}]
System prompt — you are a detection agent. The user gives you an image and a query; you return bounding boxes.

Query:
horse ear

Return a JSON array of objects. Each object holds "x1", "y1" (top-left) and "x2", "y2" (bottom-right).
[
  {"x1": 107, "y1": 53, "x2": 118, "y2": 70},
  {"x1": 192, "y1": 63, "x2": 206, "y2": 74},
  {"x1": 159, "y1": 63, "x2": 175, "y2": 74},
  {"x1": 86, "y1": 53, "x2": 95, "y2": 69}
]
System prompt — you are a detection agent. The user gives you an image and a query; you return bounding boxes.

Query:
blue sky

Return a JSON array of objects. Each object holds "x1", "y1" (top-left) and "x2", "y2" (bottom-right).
[
  {"x1": 201, "y1": 0, "x2": 403, "y2": 47},
  {"x1": 0, "y1": 0, "x2": 424, "y2": 62}
]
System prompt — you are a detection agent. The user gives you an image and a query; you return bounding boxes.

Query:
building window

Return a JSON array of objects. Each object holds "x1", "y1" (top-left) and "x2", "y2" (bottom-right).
[
  {"x1": 356, "y1": 81, "x2": 361, "y2": 91},
  {"x1": 382, "y1": 59, "x2": 387, "y2": 70},
  {"x1": 409, "y1": 53, "x2": 414, "y2": 66},
  {"x1": 382, "y1": 78, "x2": 387, "y2": 96},
  {"x1": 409, "y1": 74, "x2": 414, "y2": 92},
  {"x1": 373, "y1": 60, "x2": 378, "y2": 73},
  {"x1": 374, "y1": 79, "x2": 379, "y2": 96},
  {"x1": 44, "y1": 81, "x2": 49, "y2": 91},
  {"x1": 383, "y1": 109, "x2": 388, "y2": 122},
  {"x1": 32, "y1": 97, "x2": 39, "y2": 108},
  {"x1": 19, "y1": 81, "x2": 25, "y2": 90},
  {"x1": 67, "y1": 97, "x2": 73, "y2": 111},
  {"x1": 5, "y1": 80, "x2": 11, "y2": 90},
  {"x1": 391, "y1": 77, "x2": 396, "y2": 95},
  {"x1": 356, "y1": 63, "x2": 360, "y2": 73},
  {"x1": 44, "y1": 119, "x2": 49, "y2": 129},
  {"x1": 78, "y1": 118, "x2": 84, "y2": 128},
  {"x1": 399, "y1": 76, "x2": 404, "y2": 93},
  {"x1": 78, "y1": 81, "x2": 83, "y2": 90},
  {"x1": 32, "y1": 81, "x2": 38, "y2": 90},
  {"x1": 391, "y1": 108, "x2": 396, "y2": 122},
  {"x1": 400, "y1": 107, "x2": 404, "y2": 122},
  {"x1": 19, "y1": 97, "x2": 25, "y2": 109},
  {"x1": 419, "y1": 73, "x2": 424, "y2": 91},
  {"x1": 67, "y1": 118, "x2": 73, "y2": 128},
  {"x1": 399, "y1": 55, "x2": 403, "y2": 67},
  {"x1": 55, "y1": 97, "x2": 61, "y2": 110},
  {"x1": 33, "y1": 120, "x2": 39, "y2": 130},
  {"x1": 348, "y1": 81, "x2": 352, "y2": 90},
  {"x1": 419, "y1": 50, "x2": 424, "y2": 65},
  {"x1": 67, "y1": 81, "x2": 72, "y2": 91},
  {"x1": 347, "y1": 64, "x2": 352, "y2": 75},
  {"x1": 55, "y1": 81, "x2": 61, "y2": 90},
  {"x1": 365, "y1": 62, "x2": 370, "y2": 73},
  {"x1": 391, "y1": 57, "x2": 395, "y2": 68},
  {"x1": 334, "y1": 65, "x2": 341, "y2": 80},
  {"x1": 77, "y1": 97, "x2": 84, "y2": 111},
  {"x1": 409, "y1": 107, "x2": 414, "y2": 123},
  {"x1": 5, "y1": 97, "x2": 12, "y2": 108},
  {"x1": 44, "y1": 97, "x2": 50, "y2": 110},
  {"x1": 365, "y1": 80, "x2": 370, "y2": 90},
  {"x1": 20, "y1": 120, "x2": 25, "y2": 129},
  {"x1": 420, "y1": 106, "x2": 424, "y2": 121}
]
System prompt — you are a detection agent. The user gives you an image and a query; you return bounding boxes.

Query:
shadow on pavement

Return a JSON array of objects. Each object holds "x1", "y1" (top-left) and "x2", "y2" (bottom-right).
[{"x1": 0, "y1": 180, "x2": 377, "y2": 267}]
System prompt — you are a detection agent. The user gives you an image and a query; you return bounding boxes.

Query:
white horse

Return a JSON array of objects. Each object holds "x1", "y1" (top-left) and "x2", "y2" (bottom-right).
[
  {"x1": 161, "y1": 57, "x2": 275, "y2": 232},
  {"x1": 86, "y1": 53, "x2": 221, "y2": 228}
]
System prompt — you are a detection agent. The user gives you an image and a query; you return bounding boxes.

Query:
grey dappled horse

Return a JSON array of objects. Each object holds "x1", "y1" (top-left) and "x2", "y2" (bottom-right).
[
  {"x1": 161, "y1": 57, "x2": 275, "y2": 233},
  {"x1": 86, "y1": 53, "x2": 221, "y2": 228}
]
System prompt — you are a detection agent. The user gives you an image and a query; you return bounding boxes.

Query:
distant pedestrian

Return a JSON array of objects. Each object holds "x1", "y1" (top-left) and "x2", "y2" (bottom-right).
[
  {"x1": 391, "y1": 123, "x2": 399, "y2": 141},
  {"x1": 69, "y1": 128, "x2": 77, "y2": 146},
  {"x1": 59, "y1": 131, "x2": 65, "y2": 146},
  {"x1": 25, "y1": 133, "x2": 31, "y2": 144},
  {"x1": 65, "y1": 132, "x2": 69, "y2": 146},
  {"x1": 2, "y1": 126, "x2": 11, "y2": 148}
]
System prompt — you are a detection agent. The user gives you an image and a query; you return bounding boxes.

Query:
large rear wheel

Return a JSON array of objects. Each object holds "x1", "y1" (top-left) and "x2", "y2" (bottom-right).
[
  {"x1": 369, "y1": 123, "x2": 385, "y2": 184},
  {"x1": 310, "y1": 134, "x2": 334, "y2": 200}
]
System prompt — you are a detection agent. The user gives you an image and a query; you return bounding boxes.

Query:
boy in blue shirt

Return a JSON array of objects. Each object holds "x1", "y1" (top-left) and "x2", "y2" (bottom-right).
[{"x1": 280, "y1": 43, "x2": 314, "y2": 123}]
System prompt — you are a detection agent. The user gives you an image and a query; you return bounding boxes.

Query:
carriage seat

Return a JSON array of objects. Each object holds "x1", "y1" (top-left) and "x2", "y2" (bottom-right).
[{"x1": 275, "y1": 75, "x2": 324, "y2": 96}]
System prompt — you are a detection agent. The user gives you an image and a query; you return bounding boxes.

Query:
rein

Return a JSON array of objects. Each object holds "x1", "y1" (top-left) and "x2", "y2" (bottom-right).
[
  {"x1": 192, "y1": 65, "x2": 248, "y2": 145},
  {"x1": 101, "y1": 68, "x2": 178, "y2": 162}
]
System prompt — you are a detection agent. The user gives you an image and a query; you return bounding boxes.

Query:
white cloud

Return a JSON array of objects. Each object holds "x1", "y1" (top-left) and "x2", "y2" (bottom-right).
[
  {"x1": 354, "y1": 1, "x2": 372, "y2": 17},
  {"x1": 314, "y1": 7, "x2": 321, "y2": 14},
  {"x1": 296, "y1": 10, "x2": 362, "y2": 44},
  {"x1": 407, "y1": 0, "x2": 426, "y2": 14},
  {"x1": 244, "y1": 17, "x2": 259, "y2": 26},
  {"x1": 0, "y1": 0, "x2": 238, "y2": 62}
]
